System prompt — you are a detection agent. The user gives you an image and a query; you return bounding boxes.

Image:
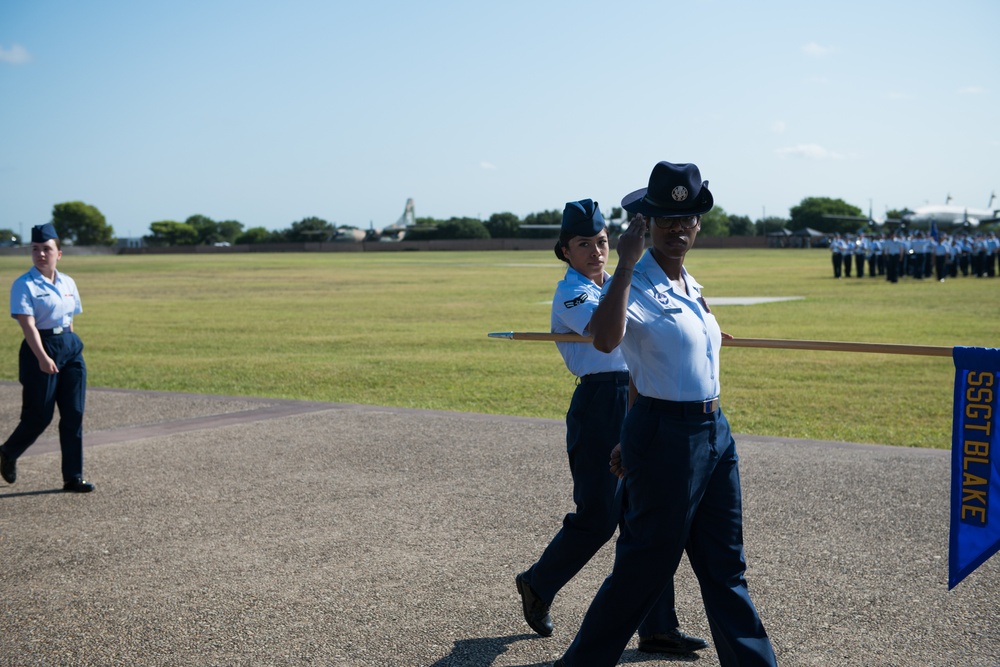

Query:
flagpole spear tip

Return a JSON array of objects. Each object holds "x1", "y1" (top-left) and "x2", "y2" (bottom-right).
[{"x1": 487, "y1": 332, "x2": 515, "y2": 339}]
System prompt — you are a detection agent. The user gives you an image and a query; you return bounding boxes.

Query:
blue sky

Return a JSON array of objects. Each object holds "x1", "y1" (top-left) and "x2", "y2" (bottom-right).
[{"x1": 1, "y1": 0, "x2": 997, "y2": 238}]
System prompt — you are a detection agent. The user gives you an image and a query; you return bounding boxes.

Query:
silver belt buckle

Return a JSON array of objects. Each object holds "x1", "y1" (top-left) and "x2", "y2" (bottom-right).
[
  {"x1": 704, "y1": 398, "x2": 719, "y2": 413},
  {"x1": 52, "y1": 326, "x2": 64, "y2": 334}
]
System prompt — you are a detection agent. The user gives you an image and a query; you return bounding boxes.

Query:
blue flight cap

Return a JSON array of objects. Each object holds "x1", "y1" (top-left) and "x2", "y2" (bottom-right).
[
  {"x1": 560, "y1": 199, "x2": 605, "y2": 237},
  {"x1": 31, "y1": 223, "x2": 59, "y2": 243}
]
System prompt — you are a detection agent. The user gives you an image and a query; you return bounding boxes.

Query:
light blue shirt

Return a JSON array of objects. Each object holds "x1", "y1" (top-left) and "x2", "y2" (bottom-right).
[
  {"x1": 551, "y1": 266, "x2": 627, "y2": 378},
  {"x1": 10, "y1": 267, "x2": 82, "y2": 330},
  {"x1": 605, "y1": 250, "x2": 722, "y2": 402}
]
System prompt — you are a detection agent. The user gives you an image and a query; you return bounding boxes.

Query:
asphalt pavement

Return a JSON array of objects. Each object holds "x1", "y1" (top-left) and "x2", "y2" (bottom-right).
[{"x1": 0, "y1": 384, "x2": 997, "y2": 667}]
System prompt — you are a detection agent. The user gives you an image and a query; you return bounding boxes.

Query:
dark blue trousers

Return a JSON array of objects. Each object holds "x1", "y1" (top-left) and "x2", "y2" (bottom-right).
[
  {"x1": 561, "y1": 399, "x2": 776, "y2": 667},
  {"x1": 525, "y1": 374, "x2": 678, "y2": 636},
  {"x1": 887, "y1": 255, "x2": 900, "y2": 283},
  {"x1": 1, "y1": 332, "x2": 86, "y2": 482}
]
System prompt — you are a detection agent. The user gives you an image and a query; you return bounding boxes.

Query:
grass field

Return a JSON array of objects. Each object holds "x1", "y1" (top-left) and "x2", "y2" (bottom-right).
[{"x1": 0, "y1": 248, "x2": 994, "y2": 448}]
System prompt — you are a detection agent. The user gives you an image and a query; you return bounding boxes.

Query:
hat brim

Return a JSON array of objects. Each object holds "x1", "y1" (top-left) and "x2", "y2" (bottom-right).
[{"x1": 621, "y1": 186, "x2": 714, "y2": 218}]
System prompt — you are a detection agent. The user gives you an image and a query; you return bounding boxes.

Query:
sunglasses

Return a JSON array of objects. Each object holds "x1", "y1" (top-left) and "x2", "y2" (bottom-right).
[{"x1": 652, "y1": 216, "x2": 700, "y2": 230}]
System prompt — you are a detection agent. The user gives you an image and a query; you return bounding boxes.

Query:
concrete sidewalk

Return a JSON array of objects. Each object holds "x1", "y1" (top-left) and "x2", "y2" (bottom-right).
[{"x1": 0, "y1": 384, "x2": 997, "y2": 667}]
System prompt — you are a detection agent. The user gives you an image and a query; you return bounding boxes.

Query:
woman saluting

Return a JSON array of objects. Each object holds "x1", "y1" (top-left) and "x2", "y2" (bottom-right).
[{"x1": 555, "y1": 162, "x2": 775, "y2": 667}]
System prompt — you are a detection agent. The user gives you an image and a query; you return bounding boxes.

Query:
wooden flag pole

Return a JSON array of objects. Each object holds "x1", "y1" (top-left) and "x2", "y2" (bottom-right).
[{"x1": 487, "y1": 332, "x2": 954, "y2": 357}]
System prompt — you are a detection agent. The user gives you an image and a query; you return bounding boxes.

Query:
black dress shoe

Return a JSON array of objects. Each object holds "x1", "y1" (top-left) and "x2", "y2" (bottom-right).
[
  {"x1": 0, "y1": 449, "x2": 15, "y2": 484},
  {"x1": 515, "y1": 572, "x2": 553, "y2": 637},
  {"x1": 638, "y1": 627, "x2": 709, "y2": 654},
  {"x1": 63, "y1": 479, "x2": 95, "y2": 493}
]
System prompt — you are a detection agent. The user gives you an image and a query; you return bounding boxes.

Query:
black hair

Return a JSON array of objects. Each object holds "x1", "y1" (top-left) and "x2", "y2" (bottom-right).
[{"x1": 554, "y1": 234, "x2": 571, "y2": 263}]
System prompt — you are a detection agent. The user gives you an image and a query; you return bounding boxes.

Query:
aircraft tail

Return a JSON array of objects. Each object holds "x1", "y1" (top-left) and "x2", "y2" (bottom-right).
[{"x1": 395, "y1": 198, "x2": 415, "y2": 228}]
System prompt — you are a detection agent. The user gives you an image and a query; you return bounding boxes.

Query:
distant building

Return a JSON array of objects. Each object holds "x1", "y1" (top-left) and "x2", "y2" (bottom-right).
[
  {"x1": 117, "y1": 237, "x2": 147, "y2": 249},
  {"x1": 792, "y1": 227, "x2": 827, "y2": 248},
  {"x1": 767, "y1": 228, "x2": 792, "y2": 248}
]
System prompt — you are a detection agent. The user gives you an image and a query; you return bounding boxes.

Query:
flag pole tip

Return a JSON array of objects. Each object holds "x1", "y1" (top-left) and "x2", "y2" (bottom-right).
[{"x1": 487, "y1": 332, "x2": 514, "y2": 339}]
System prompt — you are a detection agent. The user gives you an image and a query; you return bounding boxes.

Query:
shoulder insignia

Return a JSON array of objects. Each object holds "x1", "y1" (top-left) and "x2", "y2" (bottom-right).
[{"x1": 563, "y1": 293, "x2": 588, "y2": 309}]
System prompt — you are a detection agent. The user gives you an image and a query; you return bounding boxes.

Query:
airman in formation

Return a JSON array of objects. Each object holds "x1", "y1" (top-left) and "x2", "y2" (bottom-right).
[{"x1": 831, "y1": 230, "x2": 999, "y2": 283}]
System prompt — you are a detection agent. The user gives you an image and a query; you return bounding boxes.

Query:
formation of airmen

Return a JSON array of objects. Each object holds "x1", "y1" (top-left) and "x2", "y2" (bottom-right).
[{"x1": 829, "y1": 230, "x2": 1000, "y2": 283}]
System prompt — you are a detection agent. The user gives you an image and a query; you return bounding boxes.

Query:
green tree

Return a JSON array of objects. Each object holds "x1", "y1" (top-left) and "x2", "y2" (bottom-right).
[
  {"x1": 217, "y1": 220, "x2": 244, "y2": 244},
  {"x1": 235, "y1": 227, "x2": 275, "y2": 245},
  {"x1": 788, "y1": 197, "x2": 863, "y2": 234},
  {"x1": 179, "y1": 216, "x2": 244, "y2": 244},
  {"x1": 145, "y1": 220, "x2": 197, "y2": 247},
  {"x1": 698, "y1": 206, "x2": 730, "y2": 237},
  {"x1": 727, "y1": 215, "x2": 754, "y2": 236},
  {"x1": 519, "y1": 209, "x2": 561, "y2": 238},
  {"x1": 435, "y1": 217, "x2": 489, "y2": 240},
  {"x1": 284, "y1": 216, "x2": 333, "y2": 242},
  {"x1": 185, "y1": 215, "x2": 222, "y2": 245},
  {"x1": 0, "y1": 228, "x2": 19, "y2": 246},
  {"x1": 403, "y1": 218, "x2": 438, "y2": 241},
  {"x1": 754, "y1": 216, "x2": 790, "y2": 235},
  {"x1": 51, "y1": 201, "x2": 115, "y2": 246},
  {"x1": 484, "y1": 212, "x2": 520, "y2": 238}
]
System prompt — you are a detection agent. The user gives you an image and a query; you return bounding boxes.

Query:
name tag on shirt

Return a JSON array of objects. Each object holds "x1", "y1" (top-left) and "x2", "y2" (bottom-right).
[{"x1": 653, "y1": 290, "x2": 684, "y2": 314}]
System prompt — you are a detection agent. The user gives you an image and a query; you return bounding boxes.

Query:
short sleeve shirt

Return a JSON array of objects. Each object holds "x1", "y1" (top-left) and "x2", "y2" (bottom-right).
[
  {"x1": 605, "y1": 250, "x2": 721, "y2": 402},
  {"x1": 10, "y1": 267, "x2": 82, "y2": 330},
  {"x1": 551, "y1": 266, "x2": 628, "y2": 378}
]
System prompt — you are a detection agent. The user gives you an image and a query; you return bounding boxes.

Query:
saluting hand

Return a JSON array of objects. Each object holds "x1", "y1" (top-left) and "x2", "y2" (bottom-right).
[{"x1": 615, "y1": 214, "x2": 647, "y2": 269}]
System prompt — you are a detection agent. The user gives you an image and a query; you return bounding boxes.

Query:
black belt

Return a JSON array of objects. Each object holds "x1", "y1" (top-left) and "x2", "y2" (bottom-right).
[
  {"x1": 38, "y1": 327, "x2": 70, "y2": 336},
  {"x1": 579, "y1": 371, "x2": 630, "y2": 385},
  {"x1": 636, "y1": 394, "x2": 719, "y2": 415}
]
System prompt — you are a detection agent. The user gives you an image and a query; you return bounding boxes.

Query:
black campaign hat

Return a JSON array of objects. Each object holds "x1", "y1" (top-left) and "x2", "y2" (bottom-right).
[
  {"x1": 621, "y1": 161, "x2": 714, "y2": 218},
  {"x1": 560, "y1": 199, "x2": 606, "y2": 237},
  {"x1": 31, "y1": 223, "x2": 59, "y2": 243}
]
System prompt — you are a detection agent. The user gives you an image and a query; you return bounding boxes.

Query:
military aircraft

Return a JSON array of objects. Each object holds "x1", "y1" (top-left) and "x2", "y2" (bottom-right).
[
  {"x1": 329, "y1": 198, "x2": 418, "y2": 242},
  {"x1": 827, "y1": 194, "x2": 1000, "y2": 232},
  {"x1": 326, "y1": 199, "x2": 415, "y2": 242},
  {"x1": 330, "y1": 227, "x2": 369, "y2": 242},
  {"x1": 377, "y1": 197, "x2": 417, "y2": 241},
  {"x1": 899, "y1": 194, "x2": 999, "y2": 231}
]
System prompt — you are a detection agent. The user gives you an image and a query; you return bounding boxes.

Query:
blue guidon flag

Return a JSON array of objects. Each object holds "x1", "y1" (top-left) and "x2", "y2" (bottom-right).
[{"x1": 949, "y1": 347, "x2": 1000, "y2": 589}]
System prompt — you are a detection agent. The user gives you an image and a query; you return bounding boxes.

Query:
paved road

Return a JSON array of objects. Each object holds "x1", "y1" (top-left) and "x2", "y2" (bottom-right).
[{"x1": 0, "y1": 385, "x2": 996, "y2": 667}]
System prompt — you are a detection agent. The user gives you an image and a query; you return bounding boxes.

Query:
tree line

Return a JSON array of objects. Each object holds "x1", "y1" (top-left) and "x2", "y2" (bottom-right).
[{"x1": 3, "y1": 198, "x2": 910, "y2": 247}]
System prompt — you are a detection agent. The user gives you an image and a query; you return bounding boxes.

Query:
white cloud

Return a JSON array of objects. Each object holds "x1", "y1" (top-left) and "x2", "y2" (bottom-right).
[
  {"x1": 771, "y1": 120, "x2": 786, "y2": 134},
  {"x1": 802, "y1": 42, "x2": 833, "y2": 57},
  {"x1": 0, "y1": 44, "x2": 31, "y2": 64},
  {"x1": 774, "y1": 143, "x2": 845, "y2": 160},
  {"x1": 958, "y1": 86, "x2": 986, "y2": 95},
  {"x1": 480, "y1": 161, "x2": 497, "y2": 170}
]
